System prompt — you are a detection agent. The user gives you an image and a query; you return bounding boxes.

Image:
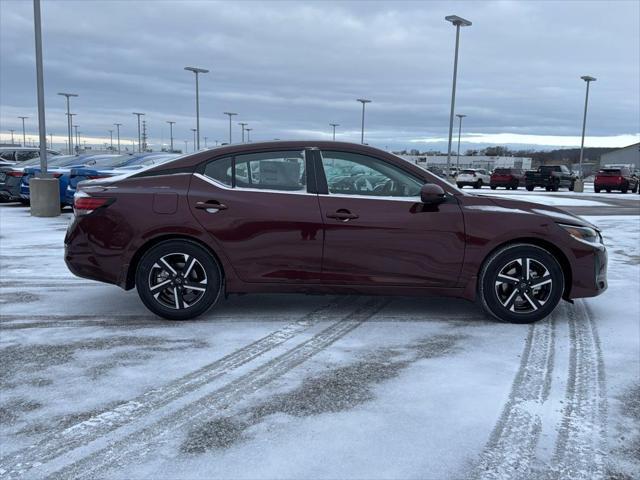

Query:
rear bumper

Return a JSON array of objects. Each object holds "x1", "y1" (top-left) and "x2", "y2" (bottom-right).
[
  {"x1": 594, "y1": 180, "x2": 624, "y2": 189},
  {"x1": 490, "y1": 179, "x2": 517, "y2": 187}
]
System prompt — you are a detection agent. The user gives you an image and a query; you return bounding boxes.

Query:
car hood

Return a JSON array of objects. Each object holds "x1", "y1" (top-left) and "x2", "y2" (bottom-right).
[{"x1": 472, "y1": 195, "x2": 599, "y2": 230}]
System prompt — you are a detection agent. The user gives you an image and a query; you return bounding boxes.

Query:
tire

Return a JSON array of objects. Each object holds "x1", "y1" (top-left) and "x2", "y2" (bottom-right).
[
  {"x1": 479, "y1": 243, "x2": 564, "y2": 324},
  {"x1": 474, "y1": 180, "x2": 482, "y2": 189},
  {"x1": 632, "y1": 182, "x2": 638, "y2": 194},
  {"x1": 621, "y1": 183, "x2": 628, "y2": 194},
  {"x1": 551, "y1": 181, "x2": 559, "y2": 192},
  {"x1": 135, "y1": 240, "x2": 223, "y2": 320},
  {"x1": 526, "y1": 186, "x2": 534, "y2": 191},
  {"x1": 569, "y1": 181, "x2": 575, "y2": 192},
  {"x1": 457, "y1": 183, "x2": 464, "y2": 189},
  {"x1": 606, "y1": 189, "x2": 611, "y2": 193},
  {"x1": 490, "y1": 186, "x2": 497, "y2": 190},
  {"x1": 594, "y1": 187, "x2": 601, "y2": 193}
]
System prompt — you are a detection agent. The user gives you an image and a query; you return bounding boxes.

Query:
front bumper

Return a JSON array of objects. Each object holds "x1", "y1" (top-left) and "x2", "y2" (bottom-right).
[{"x1": 567, "y1": 241, "x2": 607, "y2": 299}]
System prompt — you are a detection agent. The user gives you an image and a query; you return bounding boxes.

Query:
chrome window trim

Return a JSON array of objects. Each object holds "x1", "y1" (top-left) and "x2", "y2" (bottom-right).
[{"x1": 193, "y1": 173, "x2": 315, "y2": 196}]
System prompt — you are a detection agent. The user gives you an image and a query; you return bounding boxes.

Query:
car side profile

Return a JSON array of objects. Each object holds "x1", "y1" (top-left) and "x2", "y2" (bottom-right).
[
  {"x1": 65, "y1": 141, "x2": 607, "y2": 323},
  {"x1": 490, "y1": 168, "x2": 524, "y2": 190}
]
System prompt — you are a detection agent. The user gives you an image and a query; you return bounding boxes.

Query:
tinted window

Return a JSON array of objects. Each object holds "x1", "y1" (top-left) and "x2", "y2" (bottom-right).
[
  {"x1": 560, "y1": 165, "x2": 570, "y2": 174},
  {"x1": 204, "y1": 156, "x2": 233, "y2": 187},
  {"x1": 0, "y1": 151, "x2": 15, "y2": 161},
  {"x1": 461, "y1": 169, "x2": 476, "y2": 174},
  {"x1": 235, "y1": 151, "x2": 306, "y2": 191},
  {"x1": 321, "y1": 151, "x2": 422, "y2": 197},
  {"x1": 16, "y1": 151, "x2": 39, "y2": 161},
  {"x1": 493, "y1": 168, "x2": 510, "y2": 174}
]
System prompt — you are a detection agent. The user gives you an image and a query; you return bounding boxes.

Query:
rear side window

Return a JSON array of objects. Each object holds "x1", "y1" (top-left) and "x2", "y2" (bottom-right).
[
  {"x1": 0, "y1": 151, "x2": 15, "y2": 161},
  {"x1": 203, "y1": 150, "x2": 306, "y2": 192},
  {"x1": 16, "y1": 151, "x2": 39, "y2": 161}
]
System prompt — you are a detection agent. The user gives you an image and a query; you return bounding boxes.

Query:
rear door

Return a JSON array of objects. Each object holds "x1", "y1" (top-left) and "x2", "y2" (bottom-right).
[
  {"x1": 315, "y1": 150, "x2": 465, "y2": 287},
  {"x1": 188, "y1": 148, "x2": 324, "y2": 283}
]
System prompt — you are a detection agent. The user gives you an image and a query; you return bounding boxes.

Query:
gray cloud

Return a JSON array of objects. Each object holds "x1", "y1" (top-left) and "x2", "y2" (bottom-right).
[{"x1": 1, "y1": 0, "x2": 638, "y2": 151}]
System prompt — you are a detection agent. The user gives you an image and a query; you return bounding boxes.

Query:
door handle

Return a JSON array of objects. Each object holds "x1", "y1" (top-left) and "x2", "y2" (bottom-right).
[
  {"x1": 326, "y1": 209, "x2": 359, "y2": 221},
  {"x1": 195, "y1": 200, "x2": 228, "y2": 213}
]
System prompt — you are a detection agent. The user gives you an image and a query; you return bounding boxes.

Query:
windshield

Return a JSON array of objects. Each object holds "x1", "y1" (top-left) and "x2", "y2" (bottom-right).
[
  {"x1": 461, "y1": 169, "x2": 476, "y2": 174},
  {"x1": 599, "y1": 169, "x2": 621, "y2": 174}
]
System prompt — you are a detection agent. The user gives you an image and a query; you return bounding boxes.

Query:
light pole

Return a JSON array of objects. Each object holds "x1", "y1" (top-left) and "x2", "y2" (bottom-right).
[
  {"x1": 245, "y1": 127, "x2": 252, "y2": 142},
  {"x1": 455, "y1": 114, "x2": 466, "y2": 173},
  {"x1": 49, "y1": 132, "x2": 53, "y2": 149},
  {"x1": 132, "y1": 112, "x2": 144, "y2": 152},
  {"x1": 184, "y1": 140, "x2": 189, "y2": 153},
  {"x1": 18, "y1": 116, "x2": 28, "y2": 146},
  {"x1": 108, "y1": 129, "x2": 113, "y2": 151},
  {"x1": 166, "y1": 121, "x2": 175, "y2": 152},
  {"x1": 114, "y1": 123, "x2": 122, "y2": 153},
  {"x1": 191, "y1": 128, "x2": 197, "y2": 150},
  {"x1": 445, "y1": 15, "x2": 472, "y2": 182},
  {"x1": 356, "y1": 99, "x2": 371, "y2": 144},
  {"x1": 204, "y1": 136, "x2": 208, "y2": 148},
  {"x1": 9, "y1": 129, "x2": 15, "y2": 145},
  {"x1": 184, "y1": 66, "x2": 209, "y2": 150},
  {"x1": 223, "y1": 112, "x2": 237, "y2": 143},
  {"x1": 57, "y1": 93, "x2": 78, "y2": 154},
  {"x1": 330, "y1": 123, "x2": 339, "y2": 141},
  {"x1": 575, "y1": 75, "x2": 596, "y2": 192},
  {"x1": 239, "y1": 122, "x2": 248, "y2": 142},
  {"x1": 73, "y1": 125, "x2": 79, "y2": 152}
]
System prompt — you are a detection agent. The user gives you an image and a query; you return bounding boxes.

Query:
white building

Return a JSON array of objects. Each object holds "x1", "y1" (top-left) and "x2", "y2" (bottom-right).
[
  {"x1": 399, "y1": 155, "x2": 533, "y2": 171},
  {"x1": 600, "y1": 142, "x2": 640, "y2": 171}
]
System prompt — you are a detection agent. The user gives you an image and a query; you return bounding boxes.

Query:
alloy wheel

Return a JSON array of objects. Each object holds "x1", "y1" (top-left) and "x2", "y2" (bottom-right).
[
  {"x1": 494, "y1": 257, "x2": 553, "y2": 314},
  {"x1": 148, "y1": 253, "x2": 208, "y2": 310}
]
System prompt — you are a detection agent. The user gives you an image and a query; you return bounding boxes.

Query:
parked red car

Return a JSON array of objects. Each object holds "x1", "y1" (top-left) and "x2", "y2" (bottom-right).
[
  {"x1": 594, "y1": 167, "x2": 638, "y2": 193},
  {"x1": 490, "y1": 168, "x2": 524, "y2": 190},
  {"x1": 65, "y1": 141, "x2": 607, "y2": 323}
]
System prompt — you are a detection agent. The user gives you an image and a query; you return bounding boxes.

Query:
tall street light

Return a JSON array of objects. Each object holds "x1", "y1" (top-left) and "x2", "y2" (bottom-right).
[
  {"x1": 184, "y1": 66, "x2": 209, "y2": 150},
  {"x1": 9, "y1": 129, "x2": 15, "y2": 145},
  {"x1": 356, "y1": 99, "x2": 371, "y2": 144},
  {"x1": 445, "y1": 15, "x2": 472, "y2": 182},
  {"x1": 108, "y1": 129, "x2": 113, "y2": 151},
  {"x1": 166, "y1": 121, "x2": 175, "y2": 152},
  {"x1": 330, "y1": 123, "x2": 339, "y2": 141},
  {"x1": 57, "y1": 92, "x2": 77, "y2": 154},
  {"x1": 245, "y1": 127, "x2": 252, "y2": 142},
  {"x1": 18, "y1": 116, "x2": 28, "y2": 146},
  {"x1": 114, "y1": 123, "x2": 122, "y2": 153},
  {"x1": 576, "y1": 75, "x2": 597, "y2": 192},
  {"x1": 73, "y1": 125, "x2": 79, "y2": 152},
  {"x1": 132, "y1": 112, "x2": 144, "y2": 152},
  {"x1": 191, "y1": 128, "x2": 197, "y2": 150},
  {"x1": 223, "y1": 112, "x2": 237, "y2": 143},
  {"x1": 184, "y1": 140, "x2": 189, "y2": 153},
  {"x1": 204, "y1": 136, "x2": 208, "y2": 148},
  {"x1": 239, "y1": 122, "x2": 248, "y2": 142},
  {"x1": 455, "y1": 114, "x2": 467, "y2": 172}
]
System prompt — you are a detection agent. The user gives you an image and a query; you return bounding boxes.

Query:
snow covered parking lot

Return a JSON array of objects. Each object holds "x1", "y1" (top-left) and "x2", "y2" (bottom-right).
[{"x1": 0, "y1": 196, "x2": 638, "y2": 480}]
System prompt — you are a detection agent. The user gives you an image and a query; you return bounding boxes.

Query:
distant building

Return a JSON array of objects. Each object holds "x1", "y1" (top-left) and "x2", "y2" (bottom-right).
[
  {"x1": 399, "y1": 155, "x2": 532, "y2": 171},
  {"x1": 600, "y1": 142, "x2": 640, "y2": 170}
]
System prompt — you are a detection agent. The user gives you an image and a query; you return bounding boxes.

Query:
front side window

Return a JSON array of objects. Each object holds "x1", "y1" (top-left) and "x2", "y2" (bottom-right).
[
  {"x1": 203, "y1": 150, "x2": 306, "y2": 192},
  {"x1": 321, "y1": 151, "x2": 422, "y2": 197}
]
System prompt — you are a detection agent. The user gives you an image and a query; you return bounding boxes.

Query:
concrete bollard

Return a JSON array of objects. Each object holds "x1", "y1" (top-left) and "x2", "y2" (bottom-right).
[
  {"x1": 30, "y1": 177, "x2": 61, "y2": 217},
  {"x1": 573, "y1": 178, "x2": 584, "y2": 193}
]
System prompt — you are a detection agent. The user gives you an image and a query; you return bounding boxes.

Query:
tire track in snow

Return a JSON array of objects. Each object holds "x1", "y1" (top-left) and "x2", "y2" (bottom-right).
[
  {"x1": 0, "y1": 296, "x2": 353, "y2": 479},
  {"x1": 545, "y1": 300, "x2": 607, "y2": 480},
  {"x1": 472, "y1": 308, "x2": 557, "y2": 480},
  {"x1": 52, "y1": 297, "x2": 389, "y2": 479}
]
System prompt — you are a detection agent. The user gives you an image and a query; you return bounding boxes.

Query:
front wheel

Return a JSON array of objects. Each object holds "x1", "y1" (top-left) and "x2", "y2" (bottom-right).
[
  {"x1": 135, "y1": 240, "x2": 222, "y2": 320},
  {"x1": 490, "y1": 186, "x2": 497, "y2": 190},
  {"x1": 479, "y1": 244, "x2": 564, "y2": 324},
  {"x1": 526, "y1": 186, "x2": 534, "y2": 191}
]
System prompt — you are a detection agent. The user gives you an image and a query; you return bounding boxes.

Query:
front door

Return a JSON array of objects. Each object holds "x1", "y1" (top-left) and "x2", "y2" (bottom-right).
[
  {"x1": 316, "y1": 150, "x2": 465, "y2": 287},
  {"x1": 188, "y1": 149, "x2": 323, "y2": 283}
]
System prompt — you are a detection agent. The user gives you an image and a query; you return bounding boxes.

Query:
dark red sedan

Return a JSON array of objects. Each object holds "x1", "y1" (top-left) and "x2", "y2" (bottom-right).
[{"x1": 65, "y1": 141, "x2": 607, "y2": 323}]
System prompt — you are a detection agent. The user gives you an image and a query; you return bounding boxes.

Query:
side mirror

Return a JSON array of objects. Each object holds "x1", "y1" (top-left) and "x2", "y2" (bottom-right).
[{"x1": 420, "y1": 183, "x2": 446, "y2": 205}]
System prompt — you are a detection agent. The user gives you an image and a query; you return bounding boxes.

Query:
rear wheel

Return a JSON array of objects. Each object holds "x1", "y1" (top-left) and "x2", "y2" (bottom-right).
[
  {"x1": 474, "y1": 179, "x2": 483, "y2": 189},
  {"x1": 479, "y1": 244, "x2": 564, "y2": 324},
  {"x1": 621, "y1": 183, "x2": 628, "y2": 194},
  {"x1": 526, "y1": 186, "x2": 534, "y2": 191},
  {"x1": 632, "y1": 182, "x2": 638, "y2": 193},
  {"x1": 135, "y1": 240, "x2": 222, "y2": 320},
  {"x1": 490, "y1": 186, "x2": 497, "y2": 190},
  {"x1": 594, "y1": 187, "x2": 601, "y2": 193}
]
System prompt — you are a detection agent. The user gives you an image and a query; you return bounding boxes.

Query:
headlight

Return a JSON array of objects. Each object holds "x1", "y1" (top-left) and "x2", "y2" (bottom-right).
[{"x1": 558, "y1": 223, "x2": 602, "y2": 244}]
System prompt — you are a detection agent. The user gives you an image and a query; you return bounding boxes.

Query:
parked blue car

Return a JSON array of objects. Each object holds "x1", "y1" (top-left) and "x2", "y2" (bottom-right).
[
  {"x1": 64, "y1": 153, "x2": 178, "y2": 205},
  {"x1": 20, "y1": 154, "x2": 120, "y2": 205}
]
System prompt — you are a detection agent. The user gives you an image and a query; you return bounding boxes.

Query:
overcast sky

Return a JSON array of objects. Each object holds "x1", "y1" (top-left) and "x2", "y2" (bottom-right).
[{"x1": 1, "y1": 0, "x2": 639, "y2": 152}]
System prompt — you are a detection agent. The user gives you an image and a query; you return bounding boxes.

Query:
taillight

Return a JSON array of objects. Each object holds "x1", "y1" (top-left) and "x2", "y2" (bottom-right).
[
  {"x1": 6, "y1": 171, "x2": 24, "y2": 177},
  {"x1": 52, "y1": 173, "x2": 63, "y2": 178},
  {"x1": 73, "y1": 193, "x2": 114, "y2": 216},
  {"x1": 87, "y1": 175, "x2": 108, "y2": 180}
]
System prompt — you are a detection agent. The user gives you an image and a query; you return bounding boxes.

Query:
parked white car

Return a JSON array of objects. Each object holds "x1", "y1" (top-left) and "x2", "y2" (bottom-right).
[{"x1": 456, "y1": 168, "x2": 491, "y2": 189}]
